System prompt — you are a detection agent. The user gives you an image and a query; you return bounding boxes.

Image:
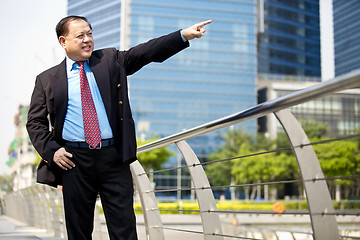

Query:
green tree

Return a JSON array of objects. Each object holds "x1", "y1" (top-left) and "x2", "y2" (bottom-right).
[
  {"x1": 206, "y1": 120, "x2": 360, "y2": 201},
  {"x1": 276, "y1": 119, "x2": 328, "y2": 150},
  {"x1": 206, "y1": 129, "x2": 293, "y2": 200},
  {"x1": 231, "y1": 143, "x2": 294, "y2": 200},
  {"x1": 314, "y1": 140, "x2": 360, "y2": 199},
  {"x1": 136, "y1": 137, "x2": 174, "y2": 172},
  {"x1": 206, "y1": 150, "x2": 234, "y2": 188},
  {"x1": 300, "y1": 119, "x2": 328, "y2": 139},
  {"x1": 206, "y1": 130, "x2": 253, "y2": 187},
  {"x1": 278, "y1": 120, "x2": 360, "y2": 200},
  {"x1": 0, "y1": 174, "x2": 14, "y2": 193},
  {"x1": 275, "y1": 120, "x2": 329, "y2": 197},
  {"x1": 254, "y1": 132, "x2": 276, "y2": 151}
]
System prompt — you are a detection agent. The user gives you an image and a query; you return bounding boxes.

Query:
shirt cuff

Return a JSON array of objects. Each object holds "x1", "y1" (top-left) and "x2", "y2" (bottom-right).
[{"x1": 180, "y1": 31, "x2": 187, "y2": 42}]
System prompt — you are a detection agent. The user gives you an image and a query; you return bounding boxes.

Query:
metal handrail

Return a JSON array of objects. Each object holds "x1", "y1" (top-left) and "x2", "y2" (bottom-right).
[{"x1": 137, "y1": 69, "x2": 360, "y2": 154}]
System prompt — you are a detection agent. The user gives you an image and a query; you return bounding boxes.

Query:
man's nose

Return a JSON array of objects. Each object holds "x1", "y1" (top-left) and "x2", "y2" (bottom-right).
[{"x1": 83, "y1": 35, "x2": 91, "y2": 42}]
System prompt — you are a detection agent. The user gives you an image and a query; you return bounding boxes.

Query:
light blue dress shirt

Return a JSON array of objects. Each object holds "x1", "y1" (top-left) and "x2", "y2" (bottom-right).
[{"x1": 62, "y1": 57, "x2": 113, "y2": 142}]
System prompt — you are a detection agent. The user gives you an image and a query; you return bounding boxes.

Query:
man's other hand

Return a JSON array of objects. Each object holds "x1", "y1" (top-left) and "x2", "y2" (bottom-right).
[{"x1": 53, "y1": 147, "x2": 75, "y2": 170}]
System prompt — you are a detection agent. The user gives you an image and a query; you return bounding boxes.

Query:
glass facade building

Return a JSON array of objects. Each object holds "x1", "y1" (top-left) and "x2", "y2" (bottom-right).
[
  {"x1": 68, "y1": 0, "x2": 258, "y2": 157},
  {"x1": 258, "y1": 0, "x2": 321, "y2": 78},
  {"x1": 128, "y1": 0, "x2": 257, "y2": 156},
  {"x1": 333, "y1": 0, "x2": 360, "y2": 76},
  {"x1": 68, "y1": 0, "x2": 122, "y2": 50}
]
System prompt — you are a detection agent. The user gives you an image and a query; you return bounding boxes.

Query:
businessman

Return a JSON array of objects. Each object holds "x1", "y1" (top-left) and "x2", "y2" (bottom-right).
[{"x1": 27, "y1": 15, "x2": 211, "y2": 240}]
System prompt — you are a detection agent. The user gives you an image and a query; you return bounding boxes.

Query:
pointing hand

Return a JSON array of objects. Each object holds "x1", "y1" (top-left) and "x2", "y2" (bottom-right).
[{"x1": 181, "y1": 20, "x2": 212, "y2": 40}]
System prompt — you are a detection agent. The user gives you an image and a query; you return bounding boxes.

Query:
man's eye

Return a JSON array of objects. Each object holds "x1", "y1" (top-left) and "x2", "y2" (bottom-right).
[{"x1": 77, "y1": 34, "x2": 84, "y2": 38}]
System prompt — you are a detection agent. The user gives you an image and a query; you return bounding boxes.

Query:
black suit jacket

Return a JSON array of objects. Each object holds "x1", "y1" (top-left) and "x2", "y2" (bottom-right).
[{"x1": 27, "y1": 30, "x2": 189, "y2": 187}]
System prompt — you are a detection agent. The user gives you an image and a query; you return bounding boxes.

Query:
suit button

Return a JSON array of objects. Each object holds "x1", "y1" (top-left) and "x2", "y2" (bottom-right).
[
  {"x1": 119, "y1": 101, "x2": 123, "y2": 105},
  {"x1": 117, "y1": 83, "x2": 121, "y2": 88},
  {"x1": 121, "y1": 118, "x2": 123, "y2": 121}
]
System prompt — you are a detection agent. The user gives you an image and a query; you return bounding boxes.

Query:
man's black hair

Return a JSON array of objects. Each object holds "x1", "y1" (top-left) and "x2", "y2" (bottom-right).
[{"x1": 56, "y1": 15, "x2": 92, "y2": 39}]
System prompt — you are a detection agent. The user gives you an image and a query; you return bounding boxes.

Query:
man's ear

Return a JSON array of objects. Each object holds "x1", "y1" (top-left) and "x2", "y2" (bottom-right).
[{"x1": 59, "y1": 36, "x2": 66, "y2": 48}]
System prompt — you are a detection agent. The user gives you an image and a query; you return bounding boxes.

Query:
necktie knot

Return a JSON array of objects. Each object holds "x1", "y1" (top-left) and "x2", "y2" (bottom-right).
[{"x1": 76, "y1": 61, "x2": 85, "y2": 67}]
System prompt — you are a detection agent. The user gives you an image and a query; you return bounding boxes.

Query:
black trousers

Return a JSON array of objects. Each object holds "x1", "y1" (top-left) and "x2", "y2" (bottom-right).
[{"x1": 62, "y1": 145, "x2": 137, "y2": 240}]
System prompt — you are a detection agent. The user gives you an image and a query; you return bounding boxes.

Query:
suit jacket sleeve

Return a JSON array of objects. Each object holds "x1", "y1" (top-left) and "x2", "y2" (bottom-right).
[
  {"x1": 118, "y1": 30, "x2": 189, "y2": 76},
  {"x1": 26, "y1": 74, "x2": 61, "y2": 167},
  {"x1": 113, "y1": 30, "x2": 189, "y2": 163}
]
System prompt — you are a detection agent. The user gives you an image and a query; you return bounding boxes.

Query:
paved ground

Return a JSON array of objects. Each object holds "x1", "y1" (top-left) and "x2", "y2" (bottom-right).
[
  {"x1": 136, "y1": 214, "x2": 203, "y2": 240},
  {"x1": 0, "y1": 215, "x2": 61, "y2": 240},
  {"x1": 2, "y1": 213, "x2": 358, "y2": 239},
  {"x1": 0, "y1": 214, "x2": 204, "y2": 240}
]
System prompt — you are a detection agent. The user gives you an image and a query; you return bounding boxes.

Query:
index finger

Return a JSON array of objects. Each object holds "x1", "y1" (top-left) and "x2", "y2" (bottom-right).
[{"x1": 197, "y1": 20, "x2": 212, "y2": 28}]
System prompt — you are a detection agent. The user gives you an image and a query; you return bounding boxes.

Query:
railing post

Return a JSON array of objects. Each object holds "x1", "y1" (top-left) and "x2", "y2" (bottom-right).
[
  {"x1": 30, "y1": 186, "x2": 43, "y2": 229},
  {"x1": 47, "y1": 186, "x2": 67, "y2": 239},
  {"x1": 175, "y1": 140, "x2": 224, "y2": 240},
  {"x1": 19, "y1": 189, "x2": 28, "y2": 223},
  {"x1": 36, "y1": 184, "x2": 54, "y2": 234},
  {"x1": 275, "y1": 109, "x2": 339, "y2": 239},
  {"x1": 0, "y1": 197, "x2": 4, "y2": 215},
  {"x1": 130, "y1": 160, "x2": 165, "y2": 240},
  {"x1": 93, "y1": 203, "x2": 104, "y2": 240}
]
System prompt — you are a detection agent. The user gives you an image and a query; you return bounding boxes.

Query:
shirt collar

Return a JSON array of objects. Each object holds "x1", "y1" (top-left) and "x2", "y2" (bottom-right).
[{"x1": 66, "y1": 56, "x2": 89, "y2": 71}]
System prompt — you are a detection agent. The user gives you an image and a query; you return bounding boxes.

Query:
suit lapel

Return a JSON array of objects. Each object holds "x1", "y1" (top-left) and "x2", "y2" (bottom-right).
[
  {"x1": 51, "y1": 59, "x2": 68, "y2": 140},
  {"x1": 89, "y1": 54, "x2": 112, "y2": 121}
]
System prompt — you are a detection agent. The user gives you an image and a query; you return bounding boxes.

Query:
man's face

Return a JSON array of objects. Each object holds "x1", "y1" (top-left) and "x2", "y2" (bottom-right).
[{"x1": 59, "y1": 19, "x2": 94, "y2": 61}]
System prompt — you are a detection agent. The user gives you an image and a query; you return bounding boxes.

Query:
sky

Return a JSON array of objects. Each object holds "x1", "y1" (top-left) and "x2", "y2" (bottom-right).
[
  {"x1": 0, "y1": 0, "x2": 67, "y2": 174},
  {"x1": 0, "y1": 0, "x2": 334, "y2": 175}
]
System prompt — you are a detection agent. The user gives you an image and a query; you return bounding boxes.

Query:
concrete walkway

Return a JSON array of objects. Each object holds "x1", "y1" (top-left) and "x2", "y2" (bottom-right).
[
  {"x1": 0, "y1": 214, "x2": 204, "y2": 240},
  {"x1": 2, "y1": 212, "x2": 360, "y2": 240},
  {"x1": 0, "y1": 215, "x2": 61, "y2": 240},
  {"x1": 136, "y1": 214, "x2": 203, "y2": 240}
]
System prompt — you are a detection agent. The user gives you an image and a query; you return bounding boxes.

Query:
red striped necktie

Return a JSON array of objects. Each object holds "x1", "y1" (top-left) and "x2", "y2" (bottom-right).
[{"x1": 76, "y1": 61, "x2": 101, "y2": 148}]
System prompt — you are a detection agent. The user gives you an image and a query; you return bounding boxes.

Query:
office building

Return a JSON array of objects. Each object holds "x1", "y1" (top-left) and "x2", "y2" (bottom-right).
[
  {"x1": 258, "y1": 76, "x2": 360, "y2": 138},
  {"x1": 258, "y1": 0, "x2": 321, "y2": 78},
  {"x1": 333, "y1": 0, "x2": 360, "y2": 76}
]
